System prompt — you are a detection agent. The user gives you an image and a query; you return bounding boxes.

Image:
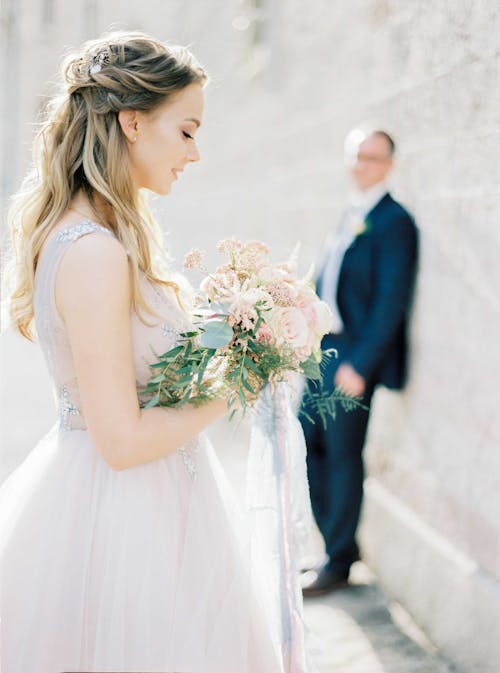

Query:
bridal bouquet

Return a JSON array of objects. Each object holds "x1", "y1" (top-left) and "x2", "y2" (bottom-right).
[{"x1": 142, "y1": 239, "x2": 359, "y2": 425}]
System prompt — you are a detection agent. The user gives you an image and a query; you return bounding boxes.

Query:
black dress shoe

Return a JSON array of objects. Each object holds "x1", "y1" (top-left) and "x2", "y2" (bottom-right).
[
  {"x1": 301, "y1": 567, "x2": 349, "y2": 597},
  {"x1": 301, "y1": 551, "x2": 361, "y2": 575}
]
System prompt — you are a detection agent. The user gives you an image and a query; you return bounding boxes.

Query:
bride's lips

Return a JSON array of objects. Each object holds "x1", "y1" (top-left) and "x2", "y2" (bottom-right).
[{"x1": 172, "y1": 168, "x2": 184, "y2": 180}]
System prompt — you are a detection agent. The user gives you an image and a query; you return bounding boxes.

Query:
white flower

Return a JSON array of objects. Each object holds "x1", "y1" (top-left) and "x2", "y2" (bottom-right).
[{"x1": 312, "y1": 300, "x2": 334, "y2": 335}]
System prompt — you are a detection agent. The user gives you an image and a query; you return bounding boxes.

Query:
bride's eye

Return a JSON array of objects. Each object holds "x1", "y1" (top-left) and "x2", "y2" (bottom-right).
[{"x1": 182, "y1": 131, "x2": 194, "y2": 140}]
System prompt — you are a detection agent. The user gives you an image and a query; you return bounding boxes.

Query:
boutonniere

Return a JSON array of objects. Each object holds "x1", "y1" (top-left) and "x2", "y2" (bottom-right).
[{"x1": 351, "y1": 217, "x2": 372, "y2": 238}]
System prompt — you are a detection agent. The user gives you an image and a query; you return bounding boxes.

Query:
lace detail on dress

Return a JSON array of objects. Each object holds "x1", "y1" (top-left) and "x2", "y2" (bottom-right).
[
  {"x1": 55, "y1": 220, "x2": 115, "y2": 243},
  {"x1": 161, "y1": 323, "x2": 181, "y2": 341},
  {"x1": 149, "y1": 282, "x2": 169, "y2": 307},
  {"x1": 58, "y1": 385, "x2": 81, "y2": 431},
  {"x1": 178, "y1": 438, "x2": 200, "y2": 480}
]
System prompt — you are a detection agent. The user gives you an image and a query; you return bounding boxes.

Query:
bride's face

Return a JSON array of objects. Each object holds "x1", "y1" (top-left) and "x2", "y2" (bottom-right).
[{"x1": 121, "y1": 82, "x2": 204, "y2": 196}]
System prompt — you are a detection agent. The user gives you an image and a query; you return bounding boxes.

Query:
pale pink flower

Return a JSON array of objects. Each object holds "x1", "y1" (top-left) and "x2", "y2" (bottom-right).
[
  {"x1": 229, "y1": 289, "x2": 272, "y2": 314},
  {"x1": 183, "y1": 248, "x2": 206, "y2": 269},
  {"x1": 228, "y1": 291, "x2": 261, "y2": 331},
  {"x1": 201, "y1": 269, "x2": 243, "y2": 302},
  {"x1": 301, "y1": 304, "x2": 316, "y2": 323},
  {"x1": 238, "y1": 241, "x2": 270, "y2": 269},
  {"x1": 257, "y1": 265, "x2": 290, "y2": 284},
  {"x1": 213, "y1": 263, "x2": 234, "y2": 275},
  {"x1": 256, "y1": 324, "x2": 274, "y2": 343},
  {"x1": 277, "y1": 260, "x2": 298, "y2": 273},
  {"x1": 266, "y1": 307, "x2": 309, "y2": 348},
  {"x1": 244, "y1": 240, "x2": 270, "y2": 255},
  {"x1": 216, "y1": 238, "x2": 243, "y2": 254},
  {"x1": 241, "y1": 315, "x2": 255, "y2": 331},
  {"x1": 265, "y1": 281, "x2": 297, "y2": 307}
]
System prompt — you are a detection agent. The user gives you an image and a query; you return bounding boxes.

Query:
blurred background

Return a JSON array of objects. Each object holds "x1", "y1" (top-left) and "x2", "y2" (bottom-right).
[{"x1": 1, "y1": 2, "x2": 499, "y2": 672}]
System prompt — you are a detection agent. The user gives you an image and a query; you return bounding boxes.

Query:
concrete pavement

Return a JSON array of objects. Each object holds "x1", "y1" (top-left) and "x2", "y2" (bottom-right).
[{"x1": 303, "y1": 561, "x2": 461, "y2": 673}]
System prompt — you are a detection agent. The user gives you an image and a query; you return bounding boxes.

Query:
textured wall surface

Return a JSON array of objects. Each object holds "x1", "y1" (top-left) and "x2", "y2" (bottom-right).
[{"x1": 1, "y1": 2, "x2": 499, "y2": 671}]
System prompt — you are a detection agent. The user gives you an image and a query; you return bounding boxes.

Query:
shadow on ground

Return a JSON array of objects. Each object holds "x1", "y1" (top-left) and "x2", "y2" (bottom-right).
[{"x1": 304, "y1": 562, "x2": 461, "y2": 673}]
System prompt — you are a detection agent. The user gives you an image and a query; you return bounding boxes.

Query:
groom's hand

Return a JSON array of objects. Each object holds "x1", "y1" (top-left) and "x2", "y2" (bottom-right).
[{"x1": 334, "y1": 363, "x2": 366, "y2": 398}]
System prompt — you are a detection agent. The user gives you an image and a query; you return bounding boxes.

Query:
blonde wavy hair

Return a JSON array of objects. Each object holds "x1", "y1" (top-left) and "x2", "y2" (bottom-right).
[{"x1": 2, "y1": 30, "x2": 208, "y2": 341}]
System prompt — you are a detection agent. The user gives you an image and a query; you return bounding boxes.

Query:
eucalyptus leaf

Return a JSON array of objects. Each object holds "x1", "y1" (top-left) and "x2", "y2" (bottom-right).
[
  {"x1": 143, "y1": 393, "x2": 160, "y2": 409},
  {"x1": 242, "y1": 378, "x2": 255, "y2": 394},
  {"x1": 208, "y1": 302, "x2": 230, "y2": 315},
  {"x1": 150, "y1": 361, "x2": 168, "y2": 369},
  {"x1": 149, "y1": 374, "x2": 166, "y2": 384},
  {"x1": 244, "y1": 356, "x2": 262, "y2": 375},
  {"x1": 198, "y1": 320, "x2": 233, "y2": 348},
  {"x1": 301, "y1": 356, "x2": 322, "y2": 380},
  {"x1": 180, "y1": 387, "x2": 193, "y2": 404},
  {"x1": 159, "y1": 345, "x2": 184, "y2": 358},
  {"x1": 177, "y1": 365, "x2": 195, "y2": 375},
  {"x1": 193, "y1": 302, "x2": 230, "y2": 317}
]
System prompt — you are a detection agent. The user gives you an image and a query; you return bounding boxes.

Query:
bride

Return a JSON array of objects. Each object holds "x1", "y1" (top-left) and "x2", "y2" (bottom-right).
[{"x1": 0, "y1": 30, "x2": 311, "y2": 673}]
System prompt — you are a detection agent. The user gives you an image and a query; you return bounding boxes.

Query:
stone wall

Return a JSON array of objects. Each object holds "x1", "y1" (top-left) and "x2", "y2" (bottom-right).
[{"x1": 1, "y1": 2, "x2": 499, "y2": 670}]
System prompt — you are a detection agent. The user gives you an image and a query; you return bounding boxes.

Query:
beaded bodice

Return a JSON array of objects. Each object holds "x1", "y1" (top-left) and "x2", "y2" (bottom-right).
[{"x1": 34, "y1": 220, "x2": 193, "y2": 434}]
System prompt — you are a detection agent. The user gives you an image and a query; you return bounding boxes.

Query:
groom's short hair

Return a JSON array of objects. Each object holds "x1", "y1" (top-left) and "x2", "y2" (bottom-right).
[
  {"x1": 372, "y1": 130, "x2": 396, "y2": 157},
  {"x1": 345, "y1": 126, "x2": 396, "y2": 159}
]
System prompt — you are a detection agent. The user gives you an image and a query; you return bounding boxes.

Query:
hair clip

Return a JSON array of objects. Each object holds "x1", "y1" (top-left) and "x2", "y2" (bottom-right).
[{"x1": 89, "y1": 48, "x2": 111, "y2": 76}]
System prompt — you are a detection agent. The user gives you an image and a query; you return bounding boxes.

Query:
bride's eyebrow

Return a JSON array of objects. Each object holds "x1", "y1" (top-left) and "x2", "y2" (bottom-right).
[{"x1": 184, "y1": 117, "x2": 201, "y2": 128}]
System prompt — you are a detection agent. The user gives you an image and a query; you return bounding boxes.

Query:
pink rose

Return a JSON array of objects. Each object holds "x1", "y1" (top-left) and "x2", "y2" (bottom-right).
[
  {"x1": 300, "y1": 304, "x2": 316, "y2": 323},
  {"x1": 267, "y1": 307, "x2": 309, "y2": 348}
]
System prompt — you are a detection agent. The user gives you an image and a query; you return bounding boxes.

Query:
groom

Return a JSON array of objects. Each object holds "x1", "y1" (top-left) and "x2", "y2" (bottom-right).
[{"x1": 300, "y1": 127, "x2": 418, "y2": 596}]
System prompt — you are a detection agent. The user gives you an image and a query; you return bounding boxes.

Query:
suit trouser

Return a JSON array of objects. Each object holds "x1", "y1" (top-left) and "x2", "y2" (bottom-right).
[{"x1": 299, "y1": 333, "x2": 375, "y2": 576}]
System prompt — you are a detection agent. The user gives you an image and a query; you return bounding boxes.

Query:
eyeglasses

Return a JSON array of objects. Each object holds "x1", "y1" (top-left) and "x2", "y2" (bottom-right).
[{"x1": 355, "y1": 152, "x2": 392, "y2": 163}]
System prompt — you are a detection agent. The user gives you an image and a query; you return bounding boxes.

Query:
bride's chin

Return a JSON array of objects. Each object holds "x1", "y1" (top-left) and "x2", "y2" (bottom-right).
[{"x1": 149, "y1": 183, "x2": 172, "y2": 197}]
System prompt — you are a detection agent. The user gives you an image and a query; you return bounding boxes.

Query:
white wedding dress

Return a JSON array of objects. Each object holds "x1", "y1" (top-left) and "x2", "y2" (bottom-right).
[{"x1": 0, "y1": 221, "x2": 291, "y2": 673}]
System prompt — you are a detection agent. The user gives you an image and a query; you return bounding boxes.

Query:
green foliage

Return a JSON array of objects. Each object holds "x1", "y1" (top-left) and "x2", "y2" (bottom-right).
[
  {"x1": 301, "y1": 356, "x2": 321, "y2": 380},
  {"x1": 299, "y1": 380, "x2": 369, "y2": 431},
  {"x1": 198, "y1": 320, "x2": 234, "y2": 348},
  {"x1": 143, "y1": 317, "x2": 363, "y2": 426}
]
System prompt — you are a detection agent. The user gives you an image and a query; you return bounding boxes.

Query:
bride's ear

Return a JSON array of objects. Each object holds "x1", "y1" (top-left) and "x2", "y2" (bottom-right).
[{"x1": 118, "y1": 110, "x2": 139, "y2": 144}]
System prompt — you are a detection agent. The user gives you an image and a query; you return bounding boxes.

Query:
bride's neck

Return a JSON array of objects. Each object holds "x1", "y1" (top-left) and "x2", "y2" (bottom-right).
[{"x1": 69, "y1": 190, "x2": 116, "y2": 227}]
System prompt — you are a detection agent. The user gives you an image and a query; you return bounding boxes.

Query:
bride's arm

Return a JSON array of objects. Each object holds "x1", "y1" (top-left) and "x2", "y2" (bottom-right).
[{"x1": 56, "y1": 233, "x2": 229, "y2": 471}]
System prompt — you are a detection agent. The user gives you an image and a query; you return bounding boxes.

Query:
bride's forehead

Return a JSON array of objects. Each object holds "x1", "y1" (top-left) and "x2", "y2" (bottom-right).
[{"x1": 165, "y1": 84, "x2": 204, "y2": 116}]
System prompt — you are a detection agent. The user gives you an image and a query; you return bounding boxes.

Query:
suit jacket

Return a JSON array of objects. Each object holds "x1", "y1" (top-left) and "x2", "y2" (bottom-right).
[{"x1": 317, "y1": 193, "x2": 418, "y2": 389}]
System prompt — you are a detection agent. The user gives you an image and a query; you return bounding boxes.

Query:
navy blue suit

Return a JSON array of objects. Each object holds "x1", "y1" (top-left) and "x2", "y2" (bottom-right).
[{"x1": 300, "y1": 193, "x2": 418, "y2": 576}]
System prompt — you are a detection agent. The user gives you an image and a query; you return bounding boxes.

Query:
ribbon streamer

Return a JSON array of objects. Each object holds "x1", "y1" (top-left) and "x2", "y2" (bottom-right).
[{"x1": 247, "y1": 382, "x2": 316, "y2": 673}]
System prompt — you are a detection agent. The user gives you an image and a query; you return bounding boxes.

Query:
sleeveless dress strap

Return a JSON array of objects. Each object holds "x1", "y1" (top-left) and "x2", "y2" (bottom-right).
[
  {"x1": 53, "y1": 220, "x2": 116, "y2": 244},
  {"x1": 34, "y1": 220, "x2": 117, "y2": 371}
]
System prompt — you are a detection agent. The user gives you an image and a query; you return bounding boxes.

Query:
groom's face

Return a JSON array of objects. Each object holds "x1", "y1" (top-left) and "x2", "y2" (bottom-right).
[{"x1": 348, "y1": 134, "x2": 393, "y2": 191}]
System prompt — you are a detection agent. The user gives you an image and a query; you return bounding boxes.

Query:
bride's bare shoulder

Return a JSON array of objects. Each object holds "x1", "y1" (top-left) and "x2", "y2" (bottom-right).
[
  {"x1": 55, "y1": 226, "x2": 130, "y2": 319},
  {"x1": 59, "y1": 228, "x2": 127, "y2": 267}
]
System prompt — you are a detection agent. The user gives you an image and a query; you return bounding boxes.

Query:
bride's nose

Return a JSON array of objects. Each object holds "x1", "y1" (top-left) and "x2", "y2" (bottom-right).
[{"x1": 186, "y1": 142, "x2": 200, "y2": 163}]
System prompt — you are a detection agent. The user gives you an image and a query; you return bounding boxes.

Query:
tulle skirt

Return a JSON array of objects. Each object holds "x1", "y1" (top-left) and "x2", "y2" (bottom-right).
[{"x1": 0, "y1": 423, "x2": 285, "y2": 673}]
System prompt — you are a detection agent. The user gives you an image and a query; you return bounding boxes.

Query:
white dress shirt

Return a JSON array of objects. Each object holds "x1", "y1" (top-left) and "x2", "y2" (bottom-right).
[{"x1": 320, "y1": 181, "x2": 388, "y2": 334}]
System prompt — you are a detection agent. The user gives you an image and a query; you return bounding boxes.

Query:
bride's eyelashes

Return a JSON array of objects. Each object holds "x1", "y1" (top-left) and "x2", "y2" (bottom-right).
[{"x1": 182, "y1": 131, "x2": 194, "y2": 140}]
